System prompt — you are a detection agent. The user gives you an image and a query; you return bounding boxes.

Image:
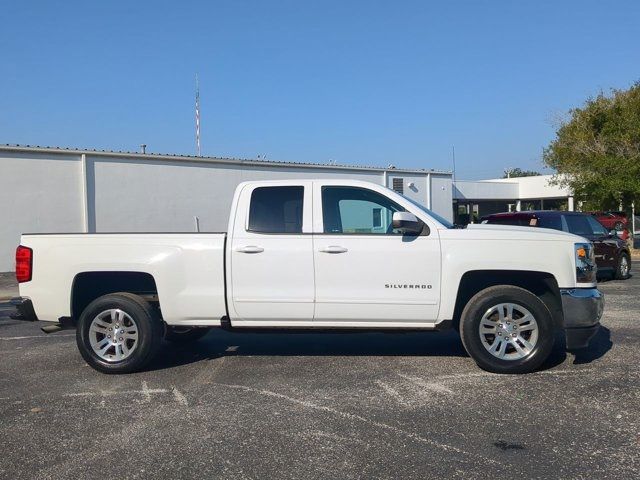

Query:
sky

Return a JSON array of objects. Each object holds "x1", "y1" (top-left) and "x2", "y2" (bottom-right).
[{"x1": 1, "y1": 1, "x2": 638, "y2": 179}]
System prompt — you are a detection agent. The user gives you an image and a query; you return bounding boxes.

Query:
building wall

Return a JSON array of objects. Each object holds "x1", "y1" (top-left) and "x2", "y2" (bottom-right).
[
  {"x1": 0, "y1": 151, "x2": 86, "y2": 271},
  {"x1": 476, "y1": 175, "x2": 571, "y2": 200},
  {"x1": 0, "y1": 147, "x2": 452, "y2": 271},
  {"x1": 511, "y1": 175, "x2": 571, "y2": 199},
  {"x1": 387, "y1": 173, "x2": 429, "y2": 206},
  {"x1": 90, "y1": 157, "x2": 387, "y2": 233},
  {"x1": 453, "y1": 180, "x2": 519, "y2": 200},
  {"x1": 430, "y1": 174, "x2": 454, "y2": 218}
]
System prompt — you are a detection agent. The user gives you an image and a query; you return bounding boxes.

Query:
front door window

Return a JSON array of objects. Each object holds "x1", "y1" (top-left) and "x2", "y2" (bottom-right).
[
  {"x1": 321, "y1": 186, "x2": 404, "y2": 235},
  {"x1": 586, "y1": 216, "x2": 608, "y2": 237}
]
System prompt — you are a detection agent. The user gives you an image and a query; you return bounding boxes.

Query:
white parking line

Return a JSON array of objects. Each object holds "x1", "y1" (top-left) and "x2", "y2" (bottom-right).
[
  {"x1": 64, "y1": 381, "x2": 189, "y2": 407},
  {"x1": 0, "y1": 334, "x2": 75, "y2": 340},
  {"x1": 397, "y1": 373, "x2": 454, "y2": 394},
  {"x1": 374, "y1": 380, "x2": 411, "y2": 407},
  {"x1": 172, "y1": 386, "x2": 189, "y2": 406}
]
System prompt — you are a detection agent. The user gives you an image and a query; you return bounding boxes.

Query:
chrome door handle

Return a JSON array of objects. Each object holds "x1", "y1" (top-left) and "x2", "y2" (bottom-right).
[
  {"x1": 319, "y1": 246, "x2": 348, "y2": 254},
  {"x1": 236, "y1": 245, "x2": 264, "y2": 254}
]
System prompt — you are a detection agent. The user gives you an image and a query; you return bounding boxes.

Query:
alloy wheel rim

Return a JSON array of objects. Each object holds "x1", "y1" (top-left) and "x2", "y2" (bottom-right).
[
  {"x1": 621, "y1": 257, "x2": 629, "y2": 276},
  {"x1": 479, "y1": 303, "x2": 539, "y2": 361},
  {"x1": 89, "y1": 309, "x2": 139, "y2": 362}
]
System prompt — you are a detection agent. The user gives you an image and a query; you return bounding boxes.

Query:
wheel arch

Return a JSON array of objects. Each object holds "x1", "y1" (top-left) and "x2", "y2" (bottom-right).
[
  {"x1": 452, "y1": 270, "x2": 563, "y2": 330},
  {"x1": 71, "y1": 271, "x2": 159, "y2": 322}
]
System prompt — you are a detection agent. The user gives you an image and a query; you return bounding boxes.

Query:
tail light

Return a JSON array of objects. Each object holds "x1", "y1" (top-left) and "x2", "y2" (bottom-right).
[{"x1": 16, "y1": 246, "x2": 33, "y2": 283}]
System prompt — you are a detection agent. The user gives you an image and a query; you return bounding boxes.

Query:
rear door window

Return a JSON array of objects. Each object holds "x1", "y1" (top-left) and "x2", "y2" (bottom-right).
[{"x1": 248, "y1": 186, "x2": 304, "y2": 233}]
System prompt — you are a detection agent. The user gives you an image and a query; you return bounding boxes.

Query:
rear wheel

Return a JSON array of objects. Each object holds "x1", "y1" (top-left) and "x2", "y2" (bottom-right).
[
  {"x1": 76, "y1": 293, "x2": 163, "y2": 374},
  {"x1": 614, "y1": 252, "x2": 631, "y2": 280},
  {"x1": 460, "y1": 285, "x2": 555, "y2": 374},
  {"x1": 164, "y1": 326, "x2": 211, "y2": 343}
]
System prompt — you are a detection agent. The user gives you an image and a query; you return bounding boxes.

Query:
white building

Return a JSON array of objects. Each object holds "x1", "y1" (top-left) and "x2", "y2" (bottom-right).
[
  {"x1": 0, "y1": 145, "x2": 453, "y2": 271},
  {"x1": 453, "y1": 174, "x2": 574, "y2": 224}
]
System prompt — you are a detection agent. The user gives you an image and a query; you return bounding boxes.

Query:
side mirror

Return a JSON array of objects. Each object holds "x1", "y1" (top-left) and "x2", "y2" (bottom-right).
[{"x1": 392, "y1": 211, "x2": 423, "y2": 234}]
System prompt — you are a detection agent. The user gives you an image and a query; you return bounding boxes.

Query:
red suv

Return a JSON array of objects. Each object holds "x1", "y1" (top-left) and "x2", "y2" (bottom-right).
[
  {"x1": 589, "y1": 211, "x2": 627, "y2": 230},
  {"x1": 588, "y1": 211, "x2": 629, "y2": 241},
  {"x1": 481, "y1": 211, "x2": 631, "y2": 280}
]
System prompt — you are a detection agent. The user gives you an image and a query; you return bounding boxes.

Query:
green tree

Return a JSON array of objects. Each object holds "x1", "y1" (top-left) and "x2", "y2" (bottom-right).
[
  {"x1": 543, "y1": 82, "x2": 640, "y2": 210},
  {"x1": 502, "y1": 168, "x2": 541, "y2": 178}
]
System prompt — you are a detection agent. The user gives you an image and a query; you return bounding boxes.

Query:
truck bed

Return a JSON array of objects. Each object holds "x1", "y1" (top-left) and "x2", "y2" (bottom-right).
[{"x1": 19, "y1": 233, "x2": 228, "y2": 325}]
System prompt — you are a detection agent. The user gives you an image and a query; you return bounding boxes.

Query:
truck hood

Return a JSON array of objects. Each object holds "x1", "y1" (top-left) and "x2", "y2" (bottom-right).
[{"x1": 441, "y1": 223, "x2": 587, "y2": 243}]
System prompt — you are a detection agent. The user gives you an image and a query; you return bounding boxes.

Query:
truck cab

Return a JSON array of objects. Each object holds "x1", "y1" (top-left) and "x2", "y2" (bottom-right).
[{"x1": 227, "y1": 179, "x2": 442, "y2": 327}]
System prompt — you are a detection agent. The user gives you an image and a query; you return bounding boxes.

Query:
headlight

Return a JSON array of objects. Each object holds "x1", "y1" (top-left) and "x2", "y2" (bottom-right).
[{"x1": 575, "y1": 242, "x2": 596, "y2": 283}]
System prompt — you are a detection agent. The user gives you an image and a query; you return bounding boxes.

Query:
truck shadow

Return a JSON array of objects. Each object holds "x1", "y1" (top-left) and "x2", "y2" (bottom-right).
[
  {"x1": 570, "y1": 326, "x2": 613, "y2": 365},
  {"x1": 148, "y1": 329, "x2": 469, "y2": 372},
  {"x1": 146, "y1": 326, "x2": 613, "y2": 373},
  {"x1": 542, "y1": 326, "x2": 613, "y2": 369}
]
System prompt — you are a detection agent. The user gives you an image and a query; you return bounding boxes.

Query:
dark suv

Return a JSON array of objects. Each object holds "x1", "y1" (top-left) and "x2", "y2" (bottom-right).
[{"x1": 481, "y1": 211, "x2": 631, "y2": 280}]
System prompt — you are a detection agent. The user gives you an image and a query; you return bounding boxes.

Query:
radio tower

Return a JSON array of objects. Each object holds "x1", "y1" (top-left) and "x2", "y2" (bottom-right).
[{"x1": 195, "y1": 74, "x2": 201, "y2": 156}]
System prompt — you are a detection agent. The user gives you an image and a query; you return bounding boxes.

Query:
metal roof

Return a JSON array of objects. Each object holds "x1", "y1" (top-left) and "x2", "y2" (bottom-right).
[{"x1": 0, "y1": 144, "x2": 452, "y2": 175}]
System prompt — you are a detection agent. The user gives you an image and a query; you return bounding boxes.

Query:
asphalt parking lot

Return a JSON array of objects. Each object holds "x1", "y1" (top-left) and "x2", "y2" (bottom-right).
[{"x1": 0, "y1": 275, "x2": 638, "y2": 480}]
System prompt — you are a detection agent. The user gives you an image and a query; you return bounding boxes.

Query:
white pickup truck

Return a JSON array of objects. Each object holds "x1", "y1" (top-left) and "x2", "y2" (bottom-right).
[{"x1": 12, "y1": 179, "x2": 604, "y2": 374}]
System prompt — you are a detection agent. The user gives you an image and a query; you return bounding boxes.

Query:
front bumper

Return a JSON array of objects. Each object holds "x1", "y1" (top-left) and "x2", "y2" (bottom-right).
[
  {"x1": 9, "y1": 297, "x2": 39, "y2": 322},
  {"x1": 560, "y1": 288, "x2": 604, "y2": 349}
]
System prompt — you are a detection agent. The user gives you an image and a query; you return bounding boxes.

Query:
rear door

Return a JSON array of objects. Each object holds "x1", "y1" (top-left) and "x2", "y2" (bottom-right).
[
  {"x1": 311, "y1": 183, "x2": 441, "y2": 325},
  {"x1": 228, "y1": 182, "x2": 314, "y2": 325}
]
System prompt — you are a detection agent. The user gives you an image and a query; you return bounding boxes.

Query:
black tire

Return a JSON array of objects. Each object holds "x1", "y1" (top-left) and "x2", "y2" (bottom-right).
[
  {"x1": 614, "y1": 252, "x2": 631, "y2": 280},
  {"x1": 459, "y1": 285, "x2": 555, "y2": 374},
  {"x1": 613, "y1": 221, "x2": 624, "y2": 231},
  {"x1": 164, "y1": 326, "x2": 211, "y2": 343},
  {"x1": 76, "y1": 292, "x2": 163, "y2": 374}
]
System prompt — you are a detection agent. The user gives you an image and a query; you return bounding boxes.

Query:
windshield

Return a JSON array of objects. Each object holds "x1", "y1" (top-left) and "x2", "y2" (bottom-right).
[{"x1": 399, "y1": 193, "x2": 455, "y2": 228}]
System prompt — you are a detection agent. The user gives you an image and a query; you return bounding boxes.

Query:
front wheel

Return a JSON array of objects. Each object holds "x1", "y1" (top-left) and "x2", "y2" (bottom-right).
[
  {"x1": 459, "y1": 285, "x2": 555, "y2": 374},
  {"x1": 614, "y1": 252, "x2": 631, "y2": 280},
  {"x1": 76, "y1": 293, "x2": 163, "y2": 374}
]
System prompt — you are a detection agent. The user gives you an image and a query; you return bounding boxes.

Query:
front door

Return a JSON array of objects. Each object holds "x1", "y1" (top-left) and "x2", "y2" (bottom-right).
[
  {"x1": 229, "y1": 183, "x2": 314, "y2": 325},
  {"x1": 312, "y1": 184, "x2": 440, "y2": 325}
]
